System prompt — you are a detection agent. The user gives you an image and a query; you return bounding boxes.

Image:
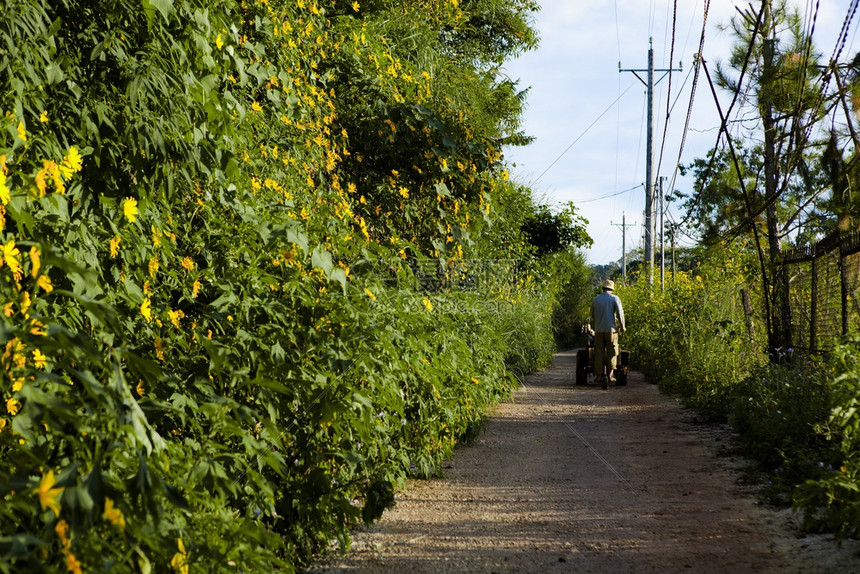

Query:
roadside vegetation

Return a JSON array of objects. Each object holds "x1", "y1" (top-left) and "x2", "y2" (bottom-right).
[{"x1": 617, "y1": 0, "x2": 860, "y2": 542}]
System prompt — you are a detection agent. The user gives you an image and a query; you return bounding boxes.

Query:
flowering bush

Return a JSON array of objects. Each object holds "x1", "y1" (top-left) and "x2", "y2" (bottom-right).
[{"x1": 621, "y1": 242, "x2": 767, "y2": 417}]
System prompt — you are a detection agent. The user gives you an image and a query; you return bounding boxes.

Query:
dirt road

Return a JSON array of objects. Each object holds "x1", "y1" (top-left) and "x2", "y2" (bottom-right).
[{"x1": 307, "y1": 350, "x2": 860, "y2": 573}]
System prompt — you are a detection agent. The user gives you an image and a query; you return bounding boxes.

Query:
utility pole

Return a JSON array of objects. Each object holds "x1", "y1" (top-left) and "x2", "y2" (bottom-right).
[
  {"x1": 611, "y1": 213, "x2": 636, "y2": 285},
  {"x1": 620, "y1": 38, "x2": 681, "y2": 286}
]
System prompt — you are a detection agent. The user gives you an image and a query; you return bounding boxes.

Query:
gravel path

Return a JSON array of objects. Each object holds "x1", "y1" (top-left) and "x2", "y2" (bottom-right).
[{"x1": 307, "y1": 350, "x2": 860, "y2": 573}]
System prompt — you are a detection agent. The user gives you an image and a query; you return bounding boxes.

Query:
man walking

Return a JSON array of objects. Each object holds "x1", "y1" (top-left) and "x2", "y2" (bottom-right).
[{"x1": 591, "y1": 279, "x2": 626, "y2": 389}]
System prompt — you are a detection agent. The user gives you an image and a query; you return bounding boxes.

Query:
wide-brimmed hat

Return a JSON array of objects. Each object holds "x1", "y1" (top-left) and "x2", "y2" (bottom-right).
[{"x1": 601, "y1": 279, "x2": 615, "y2": 291}]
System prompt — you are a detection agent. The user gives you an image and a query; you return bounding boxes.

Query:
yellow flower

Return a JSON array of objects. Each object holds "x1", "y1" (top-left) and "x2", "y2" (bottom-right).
[
  {"x1": 168, "y1": 309, "x2": 184, "y2": 328},
  {"x1": 34, "y1": 469, "x2": 64, "y2": 516},
  {"x1": 20, "y1": 291, "x2": 31, "y2": 316},
  {"x1": 66, "y1": 552, "x2": 82, "y2": 574},
  {"x1": 140, "y1": 298, "x2": 152, "y2": 321},
  {"x1": 3, "y1": 302, "x2": 12, "y2": 317},
  {"x1": 215, "y1": 32, "x2": 224, "y2": 50},
  {"x1": 30, "y1": 319, "x2": 46, "y2": 336},
  {"x1": 36, "y1": 275, "x2": 53, "y2": 293},
  {"x1": 1, "y1": 240, "x2": 21, "y2": 276},
  {"x1": 364, "y1": 288, "x2": 376, "y2": 301},
  {"x1": 34, "y1": 174, "x2": 50, "y2": 200},
  {"x1": 148, "y1": 257, "x2": 159, "y2": 278},
  {"x1": 33, "y1": 349, "x2": 47, "y2": 369},
  {"x1": 471, "y1": 377, "x2": 480, "y2": 385},
  {"x1": 192, "y1": 279, "x2": 202, "y2": 298},
  {"x1": 181, "y1": 257, "x2": 194, "y2": 271},
  {"x1": 123, "y1": 197, "x2": 139, "y2": 223},
  {"x1": 12, "y1": 378, "x2": 24, "y2": 392},
  {"x1": 39, "y1": 110, "x2": 49, "y2": 124},
  {"x1": 352, "y1": 1, "x2": 360, "y2": 11},
  {"x1": 399, "y1": 186, "x2": 409, "y2": 198},
  {"x1": 136, "y1": 380, "x2": 145, "y2": 397},
  {"x1": 103, "y1": 498, "x2": 126, "y2": 530},
  {"x1": 55, "y1": 519, "x2": 70, "y2": 548},
  {"x1": 154, "y1": 337, "x2": 165, "y2": 361},
  {"x1": 170, "y1": 538, "x2": 189, "y2": 574},
  {"x1": 109, "y1": 235, "x2": 122, "y2": 258},
  {"x1": 6, "y1": 397, "x2": 21, "y2": 416},
  {"x1": 61, "y1": 146, "x2": 82, "y2": 177},
  {"x1": 29, "y1": 246, "x2": 40, "y2": 278},
  {"x1": 251, "y1": 101, "x2": 263, "y2": 113},
  {"x1": 0, "y1": 163, "x2": 9, "y2": 205},
  {"x1": 0, "y1": 418, "x2": 6, "y2": 431},
  {"x1": 422, "y1": 297, "x2": 433, "y2": 311},
  {"x1": 16, "y1": 121, "x2": 26, "y2": 141}
]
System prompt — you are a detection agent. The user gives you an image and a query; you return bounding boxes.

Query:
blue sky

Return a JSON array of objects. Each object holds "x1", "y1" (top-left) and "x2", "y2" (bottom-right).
[{"x1": 503, "y1": 1, "x2": 851, "y2": 265}]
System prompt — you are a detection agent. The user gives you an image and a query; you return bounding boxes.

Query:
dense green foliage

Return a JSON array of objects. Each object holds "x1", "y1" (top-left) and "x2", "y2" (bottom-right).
[
  {"x1": 793, "y1": 337, "x2": 860, "y2": 539},
  {"x1": 621, "y1": 239, "x2": 860, "y2": 539},
  {"x1": 622, "y1": 242, "x2": 768, "y2": 417},
  {"x1": 0, "y1": 0, "x2": 592, "y2": 571}
]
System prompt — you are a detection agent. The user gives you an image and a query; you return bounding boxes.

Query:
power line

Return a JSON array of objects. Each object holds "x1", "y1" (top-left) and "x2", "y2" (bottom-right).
[
  {"x1": 656, "y1": 0, "x2": 679, "y2": 180},
  {"x1": 678, "y1": 0, "x2": 759, "y2": 230},
  {"x1": 577, "y1": 182, "x2": 644, "y2": 204},
  {"x1": 533, "y1": 83, "x2": 636, "y2": 184}
]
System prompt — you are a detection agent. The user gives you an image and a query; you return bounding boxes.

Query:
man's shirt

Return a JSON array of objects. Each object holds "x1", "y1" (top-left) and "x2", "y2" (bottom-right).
[{"x1": 591, "y1": 291, "x2": 625, "y2": 333}]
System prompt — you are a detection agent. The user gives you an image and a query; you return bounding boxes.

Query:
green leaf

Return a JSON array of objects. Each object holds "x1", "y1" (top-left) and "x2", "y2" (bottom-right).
[
  {"x1": 142, "y1": 0, "x2": 174, "y2": 22},
  {"x1": 63, "y1": 486, "x2": 94, "y2": 514},
  {"x1": 312, "y1": 246, "x2": 334, "y2": 277}
]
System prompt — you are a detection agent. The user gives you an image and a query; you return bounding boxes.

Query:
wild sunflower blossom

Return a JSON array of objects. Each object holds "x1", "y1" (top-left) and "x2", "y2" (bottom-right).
[
  {"x1": 103, "y1": 498, "x2": 126, "y2": 530},
  {"x1": 29, "y1": 246, "x2": 40, "y2": 277},
  {"x1": 59, "y1": 146, "x2": 82, "y2": 179},
  {"x1": 109, "y1": 236, "x2": 122, "y2": 258},
  {"x1": 140, "y1": 298, "x2": 152, "y2": 321},
  {"x1": 36, "y1": 275, "x2": 53, "y2": 293},
  {"x1": 1, "y1": 240, "x2": 21, "y2": 278},
  {"x1": 168, "y1": 309, "x2": 184, "y2": 328},
  {"x1": 6, "y1": 397, "x2": 21, "y2": 416},
  {"x1": 32, "y1": 349, "x2": 47, "y2": 369},
  {"x1": 170, "y1": 538, "x2": 189, "y2": 574},
  {"x1": 34, "y1": 469, "x2": 64, "y2": 516},
  {"x1": 0, "y1": 155, "x2": 10, "y2": 205},
  {"x1": 123, "y1": 197, "x2": 139, "y2": 223}
]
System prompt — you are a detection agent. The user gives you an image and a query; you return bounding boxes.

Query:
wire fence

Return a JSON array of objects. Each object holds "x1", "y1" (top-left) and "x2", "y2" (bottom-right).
[{"x1": 782, "y1": 230, "x2": 860, "y2": 352}]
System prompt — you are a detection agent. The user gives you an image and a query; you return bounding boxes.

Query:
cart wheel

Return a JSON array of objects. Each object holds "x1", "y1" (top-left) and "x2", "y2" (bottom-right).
[
  {"x1": 575, "y1": 349, "x2": 589, "y2": 386},
  {"x1": 615, "y1": 366, "x2": 628, "y2": 386}
]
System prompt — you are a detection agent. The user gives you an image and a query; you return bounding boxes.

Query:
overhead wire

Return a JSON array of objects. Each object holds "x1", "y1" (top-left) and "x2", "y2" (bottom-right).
[
  {"x1": 533, "y1": 83, "x2": 636, "y2": 184},
  {"x1": 670, "y1": 0, "x2": 713, "y2": 230},
  {"x1": 655, "y1": 0, "x2": 678, "y2": 182},
  {"x1": 576, "y1": 183, "x2": 645, "y2": 204}
]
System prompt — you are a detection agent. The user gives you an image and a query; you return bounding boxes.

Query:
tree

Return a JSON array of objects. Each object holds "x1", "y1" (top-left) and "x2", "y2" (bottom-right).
[
  {"x1": 520, "y1": 202, "x2": 592, "y2": 257},
  {"x1": 686, "y1": 0, "x2": 824, "y2": 355}
]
